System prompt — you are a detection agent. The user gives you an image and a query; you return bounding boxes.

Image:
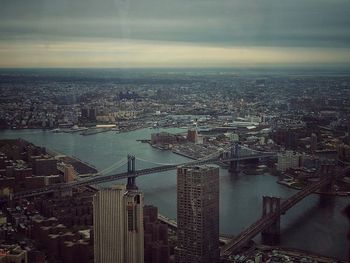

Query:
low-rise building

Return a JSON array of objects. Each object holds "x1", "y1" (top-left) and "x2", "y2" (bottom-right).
[
  {"x1": 277, "y1": 151, "x2": 303, "y2": 172},
  {"x1": 0, "y1": 245, "x2": 28, "y2": 263}
]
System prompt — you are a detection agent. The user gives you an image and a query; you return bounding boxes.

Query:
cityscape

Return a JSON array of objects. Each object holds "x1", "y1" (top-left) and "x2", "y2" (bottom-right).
[
  {"x1": 0, "y1": 69, "x2": 349, "y2": 262},
  {"x1": 1, "y1": 0, "x2": 350, "y2": 262}
]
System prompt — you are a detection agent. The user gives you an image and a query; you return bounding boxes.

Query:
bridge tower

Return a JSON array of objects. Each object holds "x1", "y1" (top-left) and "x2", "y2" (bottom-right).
[
  {"x1": 229, "y1": 142, "x2": 239, "y2": 173},
  {"x1": 127, "y1": 154, "x2": 138, "y2": 190},
  {"x1": 320, "y1": 161, "x2": 336, "y2": 193},
  {"x1": 261, "y1": 196, "x2": 281, "y2": 244}
]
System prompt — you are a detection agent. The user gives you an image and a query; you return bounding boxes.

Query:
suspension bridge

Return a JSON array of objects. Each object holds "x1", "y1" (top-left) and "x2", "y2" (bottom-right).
[
  {"x1": 220, "y1": 163, "x2": 350, "y2": 257},
  {"x1": 2, "y1": 142, "x2": 347, "y2": 258},
  {"x1": 6, "y1": 143, "x2": 276, "y2": 200}
]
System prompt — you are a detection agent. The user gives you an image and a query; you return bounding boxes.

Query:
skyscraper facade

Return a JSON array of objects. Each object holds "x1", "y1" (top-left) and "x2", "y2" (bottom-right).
[
  {"x1": 175, "y1": 165, "x2": 220, "y2": 263},
  {"x1": 93, "y1": 184, "x2": 144, "y2": 263}
]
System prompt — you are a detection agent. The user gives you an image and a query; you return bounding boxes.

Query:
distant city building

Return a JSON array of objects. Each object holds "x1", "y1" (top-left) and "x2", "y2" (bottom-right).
[
  {"x1": 88, "y1": 108, "x2": 96, "y2": 121},
  {"x1": 30, "y1": 215, "x2": 92, "y2": 263},
  {"x1": 93, "y1": 185, "x2": 144, "y2": 263},
  {"x1": 186, "y1": 129, "x2": 197, "y2": 143},
  {"x1": 63, "y1": 164, "x2": 76, "y2": 183},
  {"x1": 0, "y1": 212, "x2": 6, "y2": 225},
  {"x1": 31, "y1": 157, "x2": 58, "y2": 176},
  {"x1": 273, "y1": 128, "x2": 300, "y2": 149},
  {"x1": 81, "y1": 108, "x2": 89, "y2": 119},
  {"x1": 151, "y1": 132, "x2": 183, "y2": 146},
  {"x1": 118, "y1": 90, "x2": 139, "y2": 101},
  {"x1": 0, "y1": 148, "x2": 63, "y2": 194},
  {"x1": 96, "y1": 115, "x2": 116, "y2": 123},
  {"x1": 249, "y1": 115, "x2": 261, "y2": 123},
  {"x1": 196, "y1": 135, "x2": 204, "y2": 144},
  {"x1": 227, "y1": 132, "x2": 239, "y2": 142},
  {"x1": 259, "y1": 136, "x2": 266, "y2": 145},
  {"x1": 38, "y1": 192, "x2": 93, "y2": 228},
  {"x1": 338, "y1": 144, "x2": 350, "y2": 162},
  {"x1": 80, "y1": 107, "x2": 97, "y2": 122},
  {"x1": 175, "y1": 165, "x2": 219, "y2": 263},
  {"x1": 310, "y1": 133, "x2": 317, "y2": 154},
  {"x1": 277, "y1": 151, "x2": 303, "y2": 172},
  {"x1": 0, "y1": 244, "x2": 28, "y2": 263}
]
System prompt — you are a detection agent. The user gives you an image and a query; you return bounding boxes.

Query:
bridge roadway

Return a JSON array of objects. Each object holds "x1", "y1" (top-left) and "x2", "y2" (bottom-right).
[
  {"x1": 220, "y1": 176, "x2": 332, "y2": 257},
  {"x1": 9, "y1": 152, "x2": 276, "y2": 200},
  {"x1": 76, "y1": 153, "x2": 275, "y2": 186}
]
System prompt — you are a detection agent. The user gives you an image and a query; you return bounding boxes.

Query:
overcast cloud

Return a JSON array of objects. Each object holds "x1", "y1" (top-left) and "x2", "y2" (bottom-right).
[{"x1": 1, "y1": 0, "x2": 350, "y2": 67}]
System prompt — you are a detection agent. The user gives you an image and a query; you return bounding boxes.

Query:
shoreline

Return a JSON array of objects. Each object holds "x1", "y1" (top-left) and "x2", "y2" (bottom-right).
[
  {"x1": 46, "y1": 145, "x2": 98, "y2": 175},
  {"x1": 0, "y1": 130, "x2": 347, "y2": 260}
]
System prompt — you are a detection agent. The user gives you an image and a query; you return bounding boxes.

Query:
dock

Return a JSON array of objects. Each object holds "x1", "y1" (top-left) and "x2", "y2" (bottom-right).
[{"x1": 80, "y1": 128, "x2": 112, "y2": 136}]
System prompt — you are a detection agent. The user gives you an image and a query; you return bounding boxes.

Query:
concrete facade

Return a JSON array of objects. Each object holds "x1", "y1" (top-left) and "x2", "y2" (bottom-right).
[
  {"x1": 93, "y1": 185, "x2": 144, "y2": 263},
  {"x1": 175, "y1": 165, "x2": 219, "y2": 263}
]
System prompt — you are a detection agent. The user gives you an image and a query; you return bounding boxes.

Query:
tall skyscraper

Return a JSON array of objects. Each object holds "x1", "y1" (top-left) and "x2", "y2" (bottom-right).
[
  {"x1": 93, "y1": 184, "x2": 144, "y2": 263},
  {"x1": 175, "y1": 165, "x2": 220, "y2": 263}
]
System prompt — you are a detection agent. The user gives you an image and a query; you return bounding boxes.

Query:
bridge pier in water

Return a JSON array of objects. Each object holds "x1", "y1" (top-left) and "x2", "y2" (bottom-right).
[
  {"x1": 127, "y1": 154, "x2": 138, "y2": 190},
  {"x1": 229, "y1": 142, "x2": 240, "y2": 173},
  {"x1": 320, "y1": 162, "x2": 336, "y2": 193},
  {"x1": 261, "y1": 196, "x2": 281, "y2": 245},
  {"x1": 229, "y1": 160, "x2": 239, "y2": 173}
]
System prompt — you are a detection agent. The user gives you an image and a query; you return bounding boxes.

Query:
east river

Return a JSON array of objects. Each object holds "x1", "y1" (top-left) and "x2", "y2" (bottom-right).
[{"x1": 0, "y1": 128, "x2": 348, "y2": 260}]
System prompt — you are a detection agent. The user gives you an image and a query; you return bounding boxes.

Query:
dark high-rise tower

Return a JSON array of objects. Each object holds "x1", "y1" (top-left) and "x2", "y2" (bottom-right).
[{"x1": 175, "y1": 165, "x2": 220, "y2": 263}]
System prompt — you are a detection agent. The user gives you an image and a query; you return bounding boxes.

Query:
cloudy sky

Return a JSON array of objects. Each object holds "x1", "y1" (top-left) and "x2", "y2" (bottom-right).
[{"x1": 1, "y1": 0, "x2": 350, "y2": 68}]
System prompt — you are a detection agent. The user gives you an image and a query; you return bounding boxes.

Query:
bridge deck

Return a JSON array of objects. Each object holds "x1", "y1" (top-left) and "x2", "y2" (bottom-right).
[
  {"x1": 8, "y1": 152, "x2": 276, "y2": 200},
  {"x1": 3, "y1": 151, "x2": 343, "y2": 259},
  {"x1": 220, "y1": 176, "x2": 331, "y2": 256}
]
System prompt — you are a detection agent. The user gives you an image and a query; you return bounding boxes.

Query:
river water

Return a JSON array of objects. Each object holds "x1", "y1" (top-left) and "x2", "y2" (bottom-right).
[{"x1": 0, "y1": 128, "x2": 348, "y2": 260}]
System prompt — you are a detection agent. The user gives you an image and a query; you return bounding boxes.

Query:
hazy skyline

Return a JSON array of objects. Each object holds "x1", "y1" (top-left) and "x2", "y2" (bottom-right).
[{"x1": 1, "y1": 0, "x2": 350, "y2": 68}]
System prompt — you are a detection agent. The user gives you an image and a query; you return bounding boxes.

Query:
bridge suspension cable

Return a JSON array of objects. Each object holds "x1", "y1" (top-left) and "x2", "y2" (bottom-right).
[
  {"x1": 135, "y1": 157, "x2": 180, "y2": 166},
  {"x1": 198, "y1": 145, "x2": 232, "y2": 160},
  {"x1": 239, "y1": 145, "x2": 277, "y2": 155},
  {"x1": 98, "y1": 158, "x2": 128, "y2": 175},
  {"x1": 200, "y1": 150, "x2": 222, "y2": 160}
]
